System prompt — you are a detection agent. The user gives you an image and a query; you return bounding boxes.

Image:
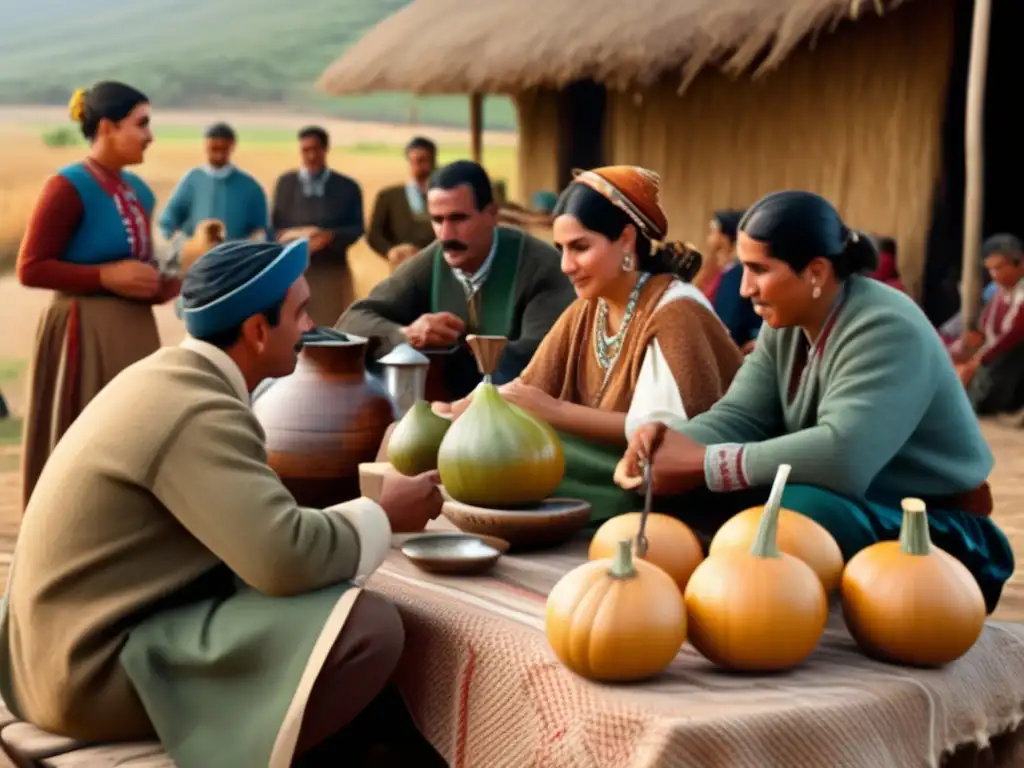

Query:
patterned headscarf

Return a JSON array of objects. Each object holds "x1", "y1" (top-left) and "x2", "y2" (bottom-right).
[
  {"x1": 572, "y1": 165, "x2": 701, "y2": 280},
  {"x1": 572, "y1": 166, "x2": 669, "y2": 241}
]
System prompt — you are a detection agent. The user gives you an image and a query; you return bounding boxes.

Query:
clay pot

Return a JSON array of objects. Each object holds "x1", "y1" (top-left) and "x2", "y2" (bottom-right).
[{"x1": 253, "y1": 328, "x2": 395, "y2": 507}]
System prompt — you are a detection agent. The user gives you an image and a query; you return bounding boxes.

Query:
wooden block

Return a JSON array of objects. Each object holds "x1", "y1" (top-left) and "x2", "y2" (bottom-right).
[{"x1": 358, "y1": 462, "x2": 395, "y2": 503}]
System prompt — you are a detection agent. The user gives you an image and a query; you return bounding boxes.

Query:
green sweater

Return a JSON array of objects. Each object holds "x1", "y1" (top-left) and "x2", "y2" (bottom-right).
[{"x1": 664, "y1": 276, "x2": 993, "y2": 503}]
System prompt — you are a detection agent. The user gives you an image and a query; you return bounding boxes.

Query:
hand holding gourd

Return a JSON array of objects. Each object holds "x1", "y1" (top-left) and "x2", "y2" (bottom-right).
[
  {"x1": 498, "y1": 378, "x2": 562, "y2": 423},
  {"x1": 377, "y1": 470, "x2": 443, "y2": 533}
]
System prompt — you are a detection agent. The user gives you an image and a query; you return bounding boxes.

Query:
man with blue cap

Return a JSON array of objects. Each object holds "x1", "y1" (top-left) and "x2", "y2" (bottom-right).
[{"x1": 0, "y1": 238, "x2": 442, "y2": 766}]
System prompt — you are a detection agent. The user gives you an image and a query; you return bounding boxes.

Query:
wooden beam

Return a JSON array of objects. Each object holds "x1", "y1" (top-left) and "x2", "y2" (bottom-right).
[
  {"x1": 469, "y1": 93, "x2": 484, "y2": 164},
  {"x1": 961, "y1": 0, "x2": 992, "y2": 330}
]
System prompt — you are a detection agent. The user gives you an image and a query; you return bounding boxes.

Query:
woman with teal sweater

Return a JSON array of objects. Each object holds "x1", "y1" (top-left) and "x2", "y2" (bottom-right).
[{"x1": 621, "y1": 190, "x2": 1014, "y2": 613}]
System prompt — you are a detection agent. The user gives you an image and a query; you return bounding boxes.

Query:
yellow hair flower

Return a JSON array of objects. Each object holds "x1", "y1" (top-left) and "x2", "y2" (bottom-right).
[{"x1": 68, "y1": 88, "x2": 87, "y2": 122}]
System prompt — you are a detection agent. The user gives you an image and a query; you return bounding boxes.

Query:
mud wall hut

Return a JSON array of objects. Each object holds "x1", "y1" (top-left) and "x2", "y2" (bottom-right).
[{"x1": 319, "y1": 0, "x2": 1023, "y2": 316}]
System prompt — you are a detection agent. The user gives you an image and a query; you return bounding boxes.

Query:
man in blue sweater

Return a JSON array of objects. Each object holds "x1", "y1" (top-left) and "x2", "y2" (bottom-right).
[{"x1": 158, "y1": 123, "x2": 269, "y2": 243}]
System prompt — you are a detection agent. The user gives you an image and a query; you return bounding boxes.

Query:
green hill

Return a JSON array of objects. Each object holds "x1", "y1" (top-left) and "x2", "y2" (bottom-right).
[{"x1": 0, "y1": 0, "x2": 516, "y2": 129}]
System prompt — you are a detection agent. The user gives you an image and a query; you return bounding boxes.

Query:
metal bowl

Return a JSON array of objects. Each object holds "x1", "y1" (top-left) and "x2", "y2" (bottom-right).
[{"x1": 400, "y1": 532, "x2": 510, "y2": 575}]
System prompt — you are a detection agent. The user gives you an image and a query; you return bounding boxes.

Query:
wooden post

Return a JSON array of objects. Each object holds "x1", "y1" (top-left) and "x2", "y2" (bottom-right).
[
  {"x1": 469, "y1": 93, "x2": 484, "y2": 164},
  {"x1": 960, "y1": 0, "x2": 992, "y2": 330}
]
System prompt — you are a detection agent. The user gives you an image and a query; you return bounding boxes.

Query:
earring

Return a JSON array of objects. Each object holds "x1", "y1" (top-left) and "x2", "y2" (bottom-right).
[
  {"x1": 811, "y1": 283, "x2": 822, "y2": 300},
  {"x1": 622, "y1": 251, "x2": 634, "y2": 272}
]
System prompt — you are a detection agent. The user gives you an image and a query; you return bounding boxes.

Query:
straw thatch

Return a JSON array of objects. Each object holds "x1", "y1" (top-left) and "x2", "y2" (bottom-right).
[
  {"x1": 318, "y1": 0, "x2": 912, "y2": 95},
  {"x1": 515, "y1": 0, "x2": 952, "y2": 299}
]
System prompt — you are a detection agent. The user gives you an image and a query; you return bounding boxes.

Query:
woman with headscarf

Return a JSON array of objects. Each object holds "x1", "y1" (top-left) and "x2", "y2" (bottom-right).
[
  {"x1": 16, "y1": 81, "x2": 179, "y2": 510},
  {"x1": 620, "y1": 190, "x2": 1014, "y2": 613},
  {"x1": 707, "y1": 208, "x2": 762, "y2": 352},
  {"x1": 436, "y1": 166, "x2": 744, "y2": 520}
]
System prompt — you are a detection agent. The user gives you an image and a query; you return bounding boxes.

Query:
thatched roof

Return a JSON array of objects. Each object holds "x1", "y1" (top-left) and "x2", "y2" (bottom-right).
[{"x1": 317, "y1": 0, "x2": 911, "y2": 96}]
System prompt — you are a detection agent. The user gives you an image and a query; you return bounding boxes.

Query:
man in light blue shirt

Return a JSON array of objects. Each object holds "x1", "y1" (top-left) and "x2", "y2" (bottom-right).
[{"x1": 158, "y1": 123, "x2": 269, "y2": 243}]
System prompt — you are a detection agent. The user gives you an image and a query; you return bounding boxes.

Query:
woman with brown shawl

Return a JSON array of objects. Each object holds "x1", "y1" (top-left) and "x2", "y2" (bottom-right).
[
  {"x1": 16, "y1": 82, "x2": 179, "y2": 510},
  {"x1": 436, "y1": 166, "x2": 743, "y2": 520}
]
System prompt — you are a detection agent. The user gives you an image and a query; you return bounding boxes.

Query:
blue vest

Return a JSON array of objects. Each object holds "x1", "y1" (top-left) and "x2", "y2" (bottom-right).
[{"x1": 57, "y1": 162, "x2": 156, "y2": 266}]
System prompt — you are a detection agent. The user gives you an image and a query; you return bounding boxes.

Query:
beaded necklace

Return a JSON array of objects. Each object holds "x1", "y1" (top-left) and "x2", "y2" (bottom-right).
[{"x1": 592, "y1": 272, "x2": 651, "y2": 403}]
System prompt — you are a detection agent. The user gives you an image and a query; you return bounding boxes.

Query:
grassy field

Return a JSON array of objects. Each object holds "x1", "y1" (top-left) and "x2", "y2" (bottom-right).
[
  {"x1": 0, "y1": 111, "x2": 518, "y2": 418},
  {"x1": 0, "y1": 0, "x2": 516, "y2": 129},
  {"x1": 0, "y1": 113, "x2": 518, "y2": 274}
]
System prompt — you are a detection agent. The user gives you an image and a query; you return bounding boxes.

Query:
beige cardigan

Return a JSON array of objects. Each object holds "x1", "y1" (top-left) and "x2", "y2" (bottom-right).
[{"x1": 0, "y1": 338, "x2": 392, "y2": 741}]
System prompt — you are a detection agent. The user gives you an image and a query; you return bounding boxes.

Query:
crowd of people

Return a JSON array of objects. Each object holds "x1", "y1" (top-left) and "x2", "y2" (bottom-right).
[{"x1": 0, "y1": 79, "x2": 1021, "y2": 766}]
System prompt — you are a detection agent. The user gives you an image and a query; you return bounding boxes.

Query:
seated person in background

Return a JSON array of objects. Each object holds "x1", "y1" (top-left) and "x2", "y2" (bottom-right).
[
  {"x1": 621, "y1": 191, "x2": 1014, "y2": 614},
  {"x1": 707, "y1": 209, "x2": 762, "y2": 354},
  {"x1": 337, "y1": 160, "x2": 575, "y2": 401},
  {"x1": 939, "y1": 280, "x2": 998, "y2": 343},
  {"x1": 866, "y1": 235, "x2": 908, "y2": 294},
  {"x1": 366, "y1": 136, "x2": 439, "y2": 270},
  {"x1": 0, "y1": 239, "x2": 443, "y2": 767},
  {"x1": 436, "y1": 167, "x2": 743, "y2": 521},
  {"x1": 949, "y1": 234, "x2": 1024, "y2": 418}
]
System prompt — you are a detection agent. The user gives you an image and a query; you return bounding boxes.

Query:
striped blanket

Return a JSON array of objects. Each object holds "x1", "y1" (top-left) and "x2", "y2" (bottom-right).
[{"x1": 371, "y1": 521, "x2": 1024, "y2": 768}]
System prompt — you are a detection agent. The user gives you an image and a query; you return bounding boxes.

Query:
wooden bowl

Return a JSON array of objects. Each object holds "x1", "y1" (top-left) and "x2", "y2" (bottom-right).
[
  {"x1": 440, "y1": 496, "x2": 591, "y2": 551},
  {"x1": 401, "y1": 532, "x2": 510, "y2": 575}
]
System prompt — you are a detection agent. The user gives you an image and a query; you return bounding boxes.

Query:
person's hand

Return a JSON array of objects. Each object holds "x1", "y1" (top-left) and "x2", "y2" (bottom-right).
[
  {"x1": 402, "y1": 312, "x2": 465, "y2": 348},
  {"x1": 957, "y1": 357, "x2": 981, "y2": 386},
  {"x1": 309, "y1": 229, "x2": 334, "y2": 252},
  {"x1": 499, "y1": 378, "x2": 562, "y2": 423},
  {"x1": 959, "y1": 330, "x2": 984, "y2": 352},
  {"x1": 619, "y1": 422, "x2": 706, "y2": 495},
  {"x1": 741, "y1": 340, "x2": 757, "y2": 355},
  {"x1": 378, "y1": 470, "x2": 443, "y2": 533},
  {"x1": 99, "y1": 260, "x2": 162, "y2": 300},
  {"x1": 432, "y1": 396, "x2": 471, "y2": 421}
]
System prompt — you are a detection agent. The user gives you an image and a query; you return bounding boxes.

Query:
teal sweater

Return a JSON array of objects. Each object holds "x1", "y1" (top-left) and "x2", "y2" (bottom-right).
[
  {"x1": 664, "y1": 276, "x2": 993, "y2": 503},
  {"x1": 158, "y1": 167, "x2": 269, "y2": 241}
]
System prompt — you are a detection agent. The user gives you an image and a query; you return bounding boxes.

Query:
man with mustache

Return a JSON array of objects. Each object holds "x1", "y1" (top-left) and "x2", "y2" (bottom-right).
[{"x1": 338, "y1": 159, "x2": 575, "y2": 399}]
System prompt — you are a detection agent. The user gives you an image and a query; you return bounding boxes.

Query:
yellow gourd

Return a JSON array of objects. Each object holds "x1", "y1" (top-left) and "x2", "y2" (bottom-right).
[
  {"x1": 589, "y1": 512, "x2": 704, "y2": 593},
  {"x1": 840, "y1": 497, "x2": 986, "y2": 667},
  {"x1": 546, "y1": 539, "x2": 686, "y2": 682},
  {"x1": 684, "y1": 465, "x2": 828, "y2": 672},
  {"x1": 709, "y1": 505, "x2": 844, "y2": 593}
]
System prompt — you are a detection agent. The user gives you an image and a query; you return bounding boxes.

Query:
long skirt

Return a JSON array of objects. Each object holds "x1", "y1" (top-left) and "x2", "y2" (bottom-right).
[{"x1": 20, "y1": 293, "x2": 160, "y2": 511}]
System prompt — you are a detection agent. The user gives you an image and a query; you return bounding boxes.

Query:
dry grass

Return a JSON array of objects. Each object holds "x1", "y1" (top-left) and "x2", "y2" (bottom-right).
[
  {"x1": 0, "y1": 117, "x2": 518, "y2": 285},
  {"x1": 317, "y1": 0, "x2": 914, "y2": 95},
  {"x1": 0, "y1": 114, "x2": 517, "y2": 415}
]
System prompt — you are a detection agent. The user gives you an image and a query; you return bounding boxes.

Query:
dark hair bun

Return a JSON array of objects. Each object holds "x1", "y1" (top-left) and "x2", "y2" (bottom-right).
[
  {"x1": 839, "y1": 230, "x2": 879, "y2": 276},
  {"x1": 650, "y1": 241, "x2": 702, "y2": 282}
]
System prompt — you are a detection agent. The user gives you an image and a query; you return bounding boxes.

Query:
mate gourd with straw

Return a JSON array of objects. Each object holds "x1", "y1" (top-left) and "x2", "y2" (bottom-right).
[
  {"x1": 590, "y1": 461, "x2": 705, "y2": 593},
  {"x1": 436, "y1": 335, "x2": 565, "y2": 506},
  {"x1": 840, "y1": 497, "x2": 986, "y2": 667},
  {"x1": 546, "y1": 472, "x2": 686, "y2": 682},
  {"x1": 709, "y1": 504, "x2": 844, "y2": 593},
  {"x1": 684, "y1": 464, "x2": 828, "y2": 672}
]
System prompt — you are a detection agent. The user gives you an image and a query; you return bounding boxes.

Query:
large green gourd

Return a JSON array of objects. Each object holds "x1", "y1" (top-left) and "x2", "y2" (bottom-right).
[
  {"x1": 388, "y1": 401, "x2": 451, "y2": 476},
  {"x1": 437, "y1": 335, "x2": 565, "y2": 507}
]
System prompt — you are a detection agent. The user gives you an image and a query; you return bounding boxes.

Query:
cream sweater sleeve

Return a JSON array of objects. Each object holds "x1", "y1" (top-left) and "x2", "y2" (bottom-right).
[{"x1": 150, "y1": 399, "x2": 391, "y2": 597}]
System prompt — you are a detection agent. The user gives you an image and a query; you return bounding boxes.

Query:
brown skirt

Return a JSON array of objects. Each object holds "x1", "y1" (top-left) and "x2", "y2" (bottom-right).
[{"x1": 20, "y1": 293, "x2": 160, "y2": 511}]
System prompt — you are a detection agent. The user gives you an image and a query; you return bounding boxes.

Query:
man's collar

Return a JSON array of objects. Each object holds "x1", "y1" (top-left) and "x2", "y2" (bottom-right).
[
  {"x1": 451, "y1": 229, "x2": 499, "y2": 287},
  {"x1": 180, "y1": 337, "x2": 250, "y2": 404}
]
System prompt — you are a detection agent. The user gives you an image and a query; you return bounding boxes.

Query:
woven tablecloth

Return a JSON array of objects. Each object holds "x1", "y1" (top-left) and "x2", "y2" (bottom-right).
[{"x1": 369, "y1": 522, "x2": 1024, "y2": 768}]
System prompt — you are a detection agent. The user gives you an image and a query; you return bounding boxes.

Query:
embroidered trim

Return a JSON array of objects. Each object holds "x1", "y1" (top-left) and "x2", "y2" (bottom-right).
[{"x1": 704, "y1": 443, "x2": 749, "y2": 492}]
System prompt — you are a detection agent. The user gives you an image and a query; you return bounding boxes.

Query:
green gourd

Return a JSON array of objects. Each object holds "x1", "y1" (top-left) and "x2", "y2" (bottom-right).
[
  {"x1": 388, "y1": 401, "x2": 452, "y2": 476},
  {"x1": 437, "y1": 336, "x2": 565, "y2": 507}
]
